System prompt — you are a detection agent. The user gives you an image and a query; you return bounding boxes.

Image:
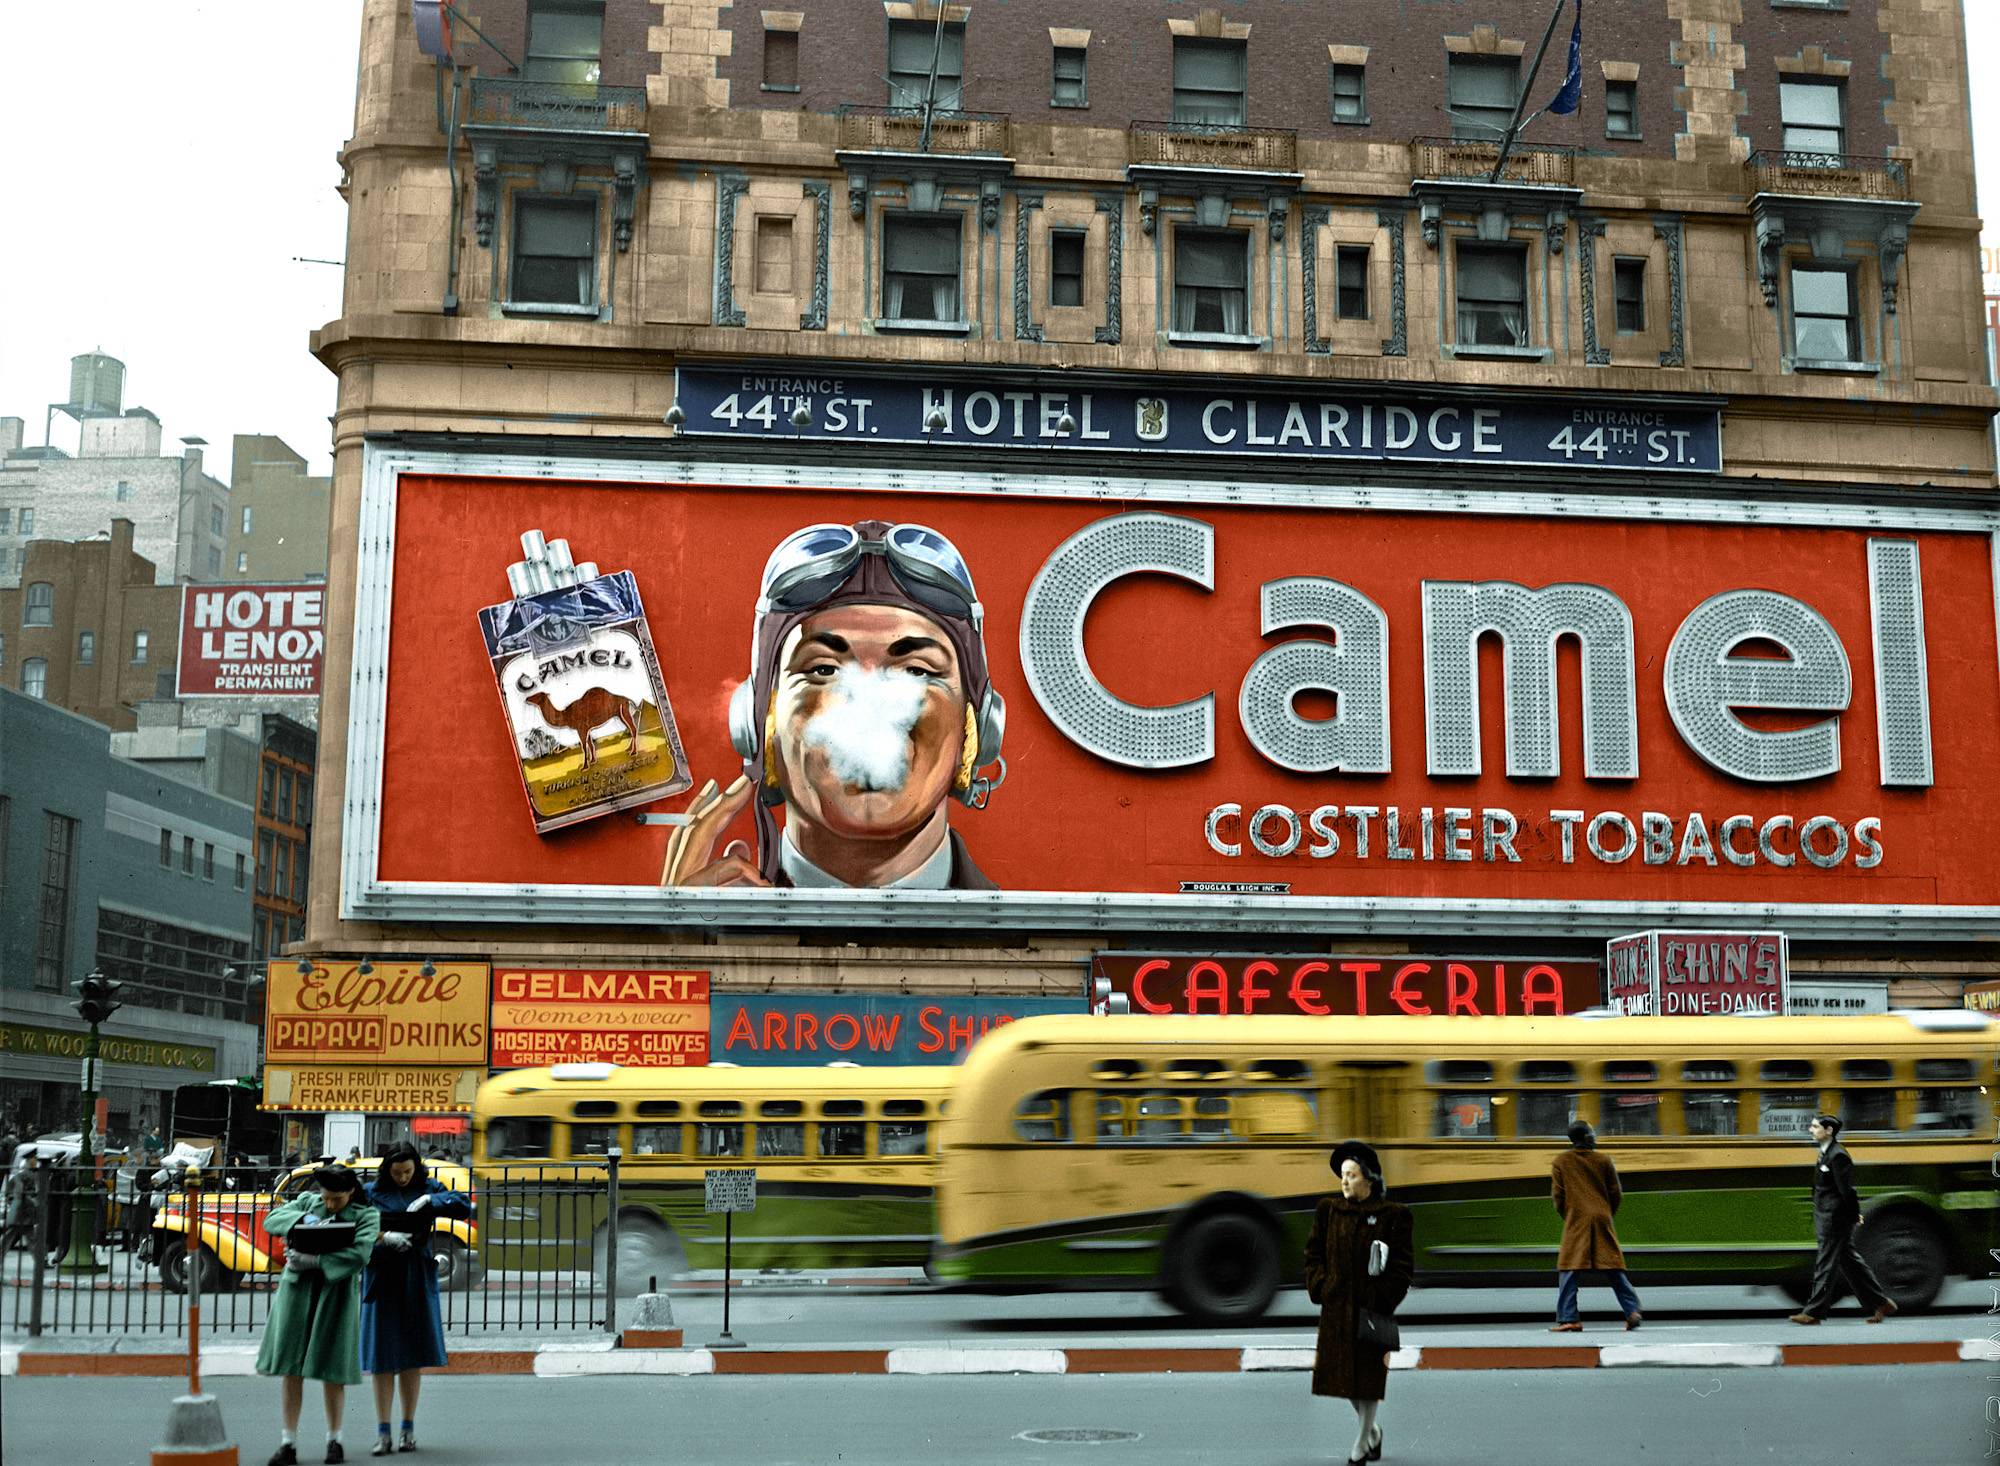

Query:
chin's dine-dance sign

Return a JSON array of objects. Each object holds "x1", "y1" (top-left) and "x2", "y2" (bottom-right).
[{"x1": 346, "y1": 453, "x2": 2000, "y2": 935}]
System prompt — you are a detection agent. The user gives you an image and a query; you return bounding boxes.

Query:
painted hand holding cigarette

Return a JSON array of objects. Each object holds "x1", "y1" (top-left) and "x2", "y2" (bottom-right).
[{"x1": 660, "y1": 774, "x2": 768, "y2": 887}]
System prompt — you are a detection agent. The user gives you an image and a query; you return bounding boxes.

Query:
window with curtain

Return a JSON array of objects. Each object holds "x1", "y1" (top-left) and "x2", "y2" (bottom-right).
[
  {"x1": 523, "y1": 2, "x2": 602, "y2": 86},
  {"x1": 762, "y1": 28, "x2": 799, "y2": 89},
  {"x1": 511, "y1": 198, "x2": 597, "y2": 307},
  {"x1": 1791, "y1": 266, "x2": 1858, "y2": 360},
  {"x1": 1052, "y1": 46, "x2": 1087, "y2": 107},
  {"x1": 1614, "y1": 258, "x2": 1646, "y2": 333},
  {"x1": 1605, "y1": 80, "x2": 1638, "y2": 138},
  {"x1": 1448, "y1": 55, "x2": 1518, "y2": 140},
  {"x1": 1780, "y1": 79, "x2": 1843, "y2": 156},
  {"x1": 1336, "y1": 246, "x2": 1369, "y2": 319},
  {"x1": 1455, "y1": 244, "x2": 1528, "y2": 346},
  {"x1": 1050, "y1": 231, "x2": 1085, "y2": 307},
  {"x1": 882, "y1": 215, "x2": 963, "y2": 323},
  {"x1": 24, "y1": 582, "x2": 53, "y2": 626},
  {"x1": 1329, "y1": 63, "x2": 1366, "y2": 123},
  {"x1": 887, "y1": 20, "x2": 964, "y2": 112},
  {"x1": 21, "y1": 658, "x2": 47, "y2": 699},
  {"x1": 1173, "y1": 39, "x2": 1247, "y2": 125},
  {"x1": 1173, "y1": 231, "x2": 1249, "y2": 335}
]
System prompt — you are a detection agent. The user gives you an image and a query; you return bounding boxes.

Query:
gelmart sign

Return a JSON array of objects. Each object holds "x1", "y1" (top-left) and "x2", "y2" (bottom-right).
[
  {"x1": 263, "y1": 960, "x2": 489, "y2": 1066},
  {"x1": 1089, "y1": 954, "x2": 1601, "y2": 1017},
  {"x1": 343, "y1": 454, "x2": 2000, "y2": 938},
  {"x1": 491, "y1": 968, "x2": 710, "y2": 1068},
  {"x1": 177, "y1": 584, "x2": 326, "y2": 696},
  {"x1": 1604, "y1": 930, "x2": 1787, "y2": 1016}
]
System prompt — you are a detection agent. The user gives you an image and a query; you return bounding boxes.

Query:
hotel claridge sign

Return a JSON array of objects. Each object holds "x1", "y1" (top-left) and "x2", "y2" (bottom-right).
[{"x1": 303, "y1": 0, "x2": 1996, "y2": 1031}]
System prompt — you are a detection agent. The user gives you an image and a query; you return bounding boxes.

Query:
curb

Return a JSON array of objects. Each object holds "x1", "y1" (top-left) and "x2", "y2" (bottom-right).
[{"x1": 4, "y1": 1340, "x2": 1983, "y2": 1378}]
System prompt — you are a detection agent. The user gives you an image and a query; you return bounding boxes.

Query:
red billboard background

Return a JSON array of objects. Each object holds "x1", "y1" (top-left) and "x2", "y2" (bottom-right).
[{"x1": 372, "y1": 473, "x2": 2000, "y2": 910}]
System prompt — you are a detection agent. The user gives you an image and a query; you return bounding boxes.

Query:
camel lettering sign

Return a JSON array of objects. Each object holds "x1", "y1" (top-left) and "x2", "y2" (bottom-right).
[
  {"x1": 479, "y1": 529, "x2": 693, "y2": 833},
  {"x1": 177, "y1": 584, "x2": 325, "y2": 696},
  {"x1": 263, "y1": 960, "x2": 490, "y2": 1065}
]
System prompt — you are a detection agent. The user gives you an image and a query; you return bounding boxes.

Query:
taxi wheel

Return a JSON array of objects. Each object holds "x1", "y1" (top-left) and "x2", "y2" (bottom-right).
[
  {"x1": 158, "y1": 1239, "x2": 236, "y2": 1295},
  {"x1": 431, "y1": 1237, "x2": 477, "y2": 1291}
]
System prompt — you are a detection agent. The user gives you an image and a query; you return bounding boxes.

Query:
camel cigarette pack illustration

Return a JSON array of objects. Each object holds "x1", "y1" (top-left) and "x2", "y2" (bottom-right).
[{"x1": 478, "y1": 529, "x2": 692, "y2": 834}]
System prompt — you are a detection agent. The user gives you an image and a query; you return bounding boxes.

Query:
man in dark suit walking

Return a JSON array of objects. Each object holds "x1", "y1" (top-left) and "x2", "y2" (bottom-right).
[{"x1": 1789, "y1": 1113, "x2": 1896, "y2": 1324}]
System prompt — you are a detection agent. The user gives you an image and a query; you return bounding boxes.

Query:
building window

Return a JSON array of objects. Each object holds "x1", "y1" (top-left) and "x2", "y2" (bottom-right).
[
  {"x1": 292, "y1": 839, "x2": 309, "y2": 902},
  {"x1": 210, "y1": 506, "x2": 224, "y2": 537},
  {"x1": 1448, "y1": 55, "x2": 1519, "y2": 141},
  {"x1": 241, "y1": 506, "x2": 253, "y2": 534},
  {"x1": 280, "y1": 767, "x2": 296, "y2": 822},
  {"x1": 1172, "y1": 38, "x2": 1247, "y2": 126},
  {"x1": 754, "y1": 216, "x2": 794, "y2": 294},
  {"x1": 298, "y1": 775, "x2": 313, "y2": 826},
  {"x1": 77, "y1": 630, "x2": 94, "y2": 664},
  {"x1": 1049, "y1": 231, "x2": 1085, "y2": 307},
  {"x1": 887, "y1": 20, "x2": 964, "y2": 112},
  {"x1": 34, "y1": 812, "x2": 77, "y2": 991},
  {"x1": 0, "y1": 508, "x2": 10, "y2": 532},
  {"x1": 182, "y1": 834, "x2": 195, "y2": 875},
  {"x1": 1455, "y1": 243, "x2": 1529, "y2": 347},
  {"x1": 881, "y1": 215, "x2": 963, "y2": 324},
  {"x1": 115, "y1": 481, "x2": 131, "y2": 502},
  {"x1": 523, "y1": 1, "x2": 602, "y2": 86},
  {"x1": 258, "y1": 829, "x2": 274, "y2": 893},
  {"x1": 253, "y1": 910, "x2": 269, "y2": 962},
  {"x1": 0, "y1": 549, "x2": 9, "y2": 575},
  {"x1": 234, "y1": 851, "x2": 247, "y2": 890},
  {"x1": 94, "y1": 908, "x2": 251, "y2": 1023},
  {"x1": 18, "y1": 508, "x2": 32, "y2": 535},
  {"x1": 161, "y1": 828, "x2": 174, "y2": 867},
  {"x1": 1052, "y1": 45, "x2": 1087, "y2": 107},
  {"x1": 1172, "y1": 231, "x2": 1249, "y2": 335},
  {"x1": 274, "y1": 840, "x2": 290, "y2": 905},
  {"x1": 236, "y1": 551, "x2": 249, "y2": 574},
  {"x1": 1605, "y1": 79, "x2": 1639, "y2": 138},
  {"x1": 1780, "y1": 79, "x2": 1844, "y2": 156},
  {"x1": 207, "y1": 546, "x2": 222, "y2": 577},
  {"x1": 154, "y1": 670, "x2": 175, "y2": 698},
  {"x1": 1792, "y1": 265, "x2": 1859, "y2": 361},
  {"x1": 1613, "y1": 258, "x2": 1647, "y2": 333},
  {"x1": 261, "y1": 763, "x2": 275, "y2": 816},
  {"x1": 24, "y1": 582, "x2": 53, "y2": 626},
  {"x1": 1336, "y1": 245, "x2": 1370, "y2": 319},
  {"x1": 1329, "y1": 63, "x2": 1366, "y2": 124},
  {"x1": 203, "y1": 842, "x2": 215, "y2": 881},
  {"x1": 132, "y1": 629, "x2": 149, "y2": 663},
  {"x1": 511, "y1": 198, "x2": 597, "y2": 308},
  {"x1": 21, "y1": 658, "x2": 47, "y2": 699},
  {"x1": 761, "y1": 28, "x2": 799, "y2": 90}
]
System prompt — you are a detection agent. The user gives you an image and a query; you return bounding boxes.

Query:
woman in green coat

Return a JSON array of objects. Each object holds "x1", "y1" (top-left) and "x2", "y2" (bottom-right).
[{"x1": 256, "y1": 1167, "x2": 380, "y2": 1466}]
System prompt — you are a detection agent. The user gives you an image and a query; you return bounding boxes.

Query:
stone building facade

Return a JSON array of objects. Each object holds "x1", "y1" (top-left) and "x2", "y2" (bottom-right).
[
  {"x1": 224, "y1": 435, "x2": 331, "y2": 583},
  {"x1": 306, "y1": 0, "x2": 1996, "y2": 1011}
]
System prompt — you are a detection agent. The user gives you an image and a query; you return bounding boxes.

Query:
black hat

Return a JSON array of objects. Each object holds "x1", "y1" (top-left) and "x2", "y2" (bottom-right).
[
  {"x1": 1567, "y1": 1120, "x2": 1596, "y2": 1148},
  {"x1": 1329, "y1": 1139, "x2": 1385, "y2": 1192},
  {"x1": 312, "y1": 1165, "x2": 363, "y2": 1194}
]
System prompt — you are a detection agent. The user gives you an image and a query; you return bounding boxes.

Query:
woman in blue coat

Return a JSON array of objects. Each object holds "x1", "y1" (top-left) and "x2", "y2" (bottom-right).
[{"x1": 361, "y1": 1145, "x2": 471, "y2": 1455}]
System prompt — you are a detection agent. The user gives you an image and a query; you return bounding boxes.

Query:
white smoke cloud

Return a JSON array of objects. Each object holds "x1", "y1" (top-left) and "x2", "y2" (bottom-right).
[{"x1": 801, "y1": 665, "x2": 932, "y2": 791}]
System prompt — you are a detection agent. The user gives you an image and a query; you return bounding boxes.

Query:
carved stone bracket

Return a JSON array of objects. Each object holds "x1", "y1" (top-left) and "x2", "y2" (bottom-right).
[
  {"x1": 1138, "y1": 187, "x2": 1158, "y2": 236},
  {"x1": 846, "y1": 172, "x2": 868, "y2": 218},
  {"x1": 1749, "y1": 190, "x2": 1919, "y2": 317},
  {"x1": 1878, "y1": 219, "x2": 1909, "y2": 314},
  {"x1": 1578, "y1": 217, "x2": 1610, "y2": 366},
  {"x1": 1654, "y1": 215, "x2": 1687, "y2": 367},
  {"x1": 1267, "y1": 197, "x2": 1288, "y2": 244},
  {"x1": 472, "y1": 144, "x2": 498, "y2": 249},
  {"x1": 1755, "y1": 215, "x2": 1785, "y2": 307},
  {"x1": 1300, "y1": 205, "x2": 1331, "y2": 356},
  {"x1": 1014, "y1": 194, "x2": 1044, "y2": 342},
  {"x1": 801, "y1": 180, "x2": 832, "y2": 331},
  {"x1": 1094, "y1": 193, "x2": 1123, "y2": 345},
  {"x1": 982, "y1": 181, "x2": 1002, "y2": 232},
  {"x1": 1419, "y1": 199, "x2": 1442, "y2": 249},
  {"x1": 611, "y1": 155, "x2": 638, "y2": 253},
  {"x1": 714, "y1": 173, "x2": 748, "y2": 328},
  {"x1": 1377, "y1": 208, "x2": 1407, "y2": 358},
  {"x1": 1545, "y1": 208, "x2": 1567, "y2": 256}
]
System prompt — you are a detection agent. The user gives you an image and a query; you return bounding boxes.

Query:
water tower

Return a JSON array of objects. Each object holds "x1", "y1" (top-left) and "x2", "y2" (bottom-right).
[{"x1": 45, "y1": 350, "x2": 128, "y2": 452}]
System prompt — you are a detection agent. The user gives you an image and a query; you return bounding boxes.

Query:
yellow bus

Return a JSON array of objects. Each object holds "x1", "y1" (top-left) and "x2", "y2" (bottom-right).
[
  {"x1": 932, "y1": 1011, "x2": 1997, "y2": 1322},
  {"x1": 472, "y1": 1062, "x2": 951, "y2": 1283}
]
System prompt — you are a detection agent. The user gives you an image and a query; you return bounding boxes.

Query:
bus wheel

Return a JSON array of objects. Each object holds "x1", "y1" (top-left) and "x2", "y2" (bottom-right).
[
  {"x1": 1164, "y1": 1211, "x2": 1281, "y2": 1324},
  {"x1": 158, "y1": 1239, "x2": 235, "y2": 1295},
  {"x1": 594, "y1": 1212, "x2": 686, "y2": 1296},
  {"x1": 1858, "y1": 1211, "x2": 1947, "y2": 1312}
]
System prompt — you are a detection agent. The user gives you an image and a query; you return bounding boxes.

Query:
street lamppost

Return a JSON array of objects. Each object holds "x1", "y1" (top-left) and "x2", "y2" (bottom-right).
[{"x1": 59, "y1": 968, "x2": 124, "y2": 1273}]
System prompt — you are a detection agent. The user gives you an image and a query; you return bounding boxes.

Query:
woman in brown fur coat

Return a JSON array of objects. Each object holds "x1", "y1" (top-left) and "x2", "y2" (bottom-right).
[{"x1": 1305, "y1": 1139, "x2": 1415, "y2": 1464}]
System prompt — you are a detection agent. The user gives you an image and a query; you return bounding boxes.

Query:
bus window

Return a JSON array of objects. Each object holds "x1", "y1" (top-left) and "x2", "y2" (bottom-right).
[
  {"x1": 1915, "y1": 1059, "x2": 1976, "y2": 1083},
  {"x1": 487, "y1": 1117, "x2": 553, "y2": 1159},
  {"x1": 630, "y1": 1124, "x2": 683, "y2": 1156},
  {"x1": 1516, "y1": 1091, "x2": 1576, "y2": 1137},
  {"x1": 1191, "y1": 1095, "x2": 1234, "y2": 1138},
  {"x1": 1759, "y1": 1091, "x2": 1817, "y2": 1137},
  {"x1": 569, "y1": 1124, "x2": 619, "y2": 1156},
  {"x1": 1599, "y1": 1091, "x2": 1661, "y2": 1137},
  {"x1": 1235, "y1": 1089, "x2": 1316, "y2": 1139},
  {"x1": 882, "y1": 1099, "x2": 929, "y2": 1118},
  {"x1": 1911, "y1": 1088, "x2": 1978, "y2": 1134},
  {"x1": 1684, "y1": 1092, "x2": 1738, "y2": 1136},
  {"x1": 1435, "y1": 1094, "x2": 1494, "y2": 1139},
  {"x1": 761, "y1": 1100, "x2": 805, "y2": 1117},
  {"x1": 822, "y1": 1100, "x2": 864, "y2": 1118},
  {"x1": 1095, "y1": 1096, "x2": 1134, "y2": 1143},
  {"x1": 1840, "y1": 1089, "x2": 1896, "y2": 1133},
  {"x1": 1136, "y1": 1094, "x2": 1186, "y2": 1140},
  {"x1": 1428, "y1": 1060, "x2": 1494, "y2": 1085},
  {"x1": 697, "y1": 1123, "x2": 744, "y2": 1157},
  {"x1": 757, "y1": 1124, "x2": 806, "y2": 1157},
  {"x1": 1840, "y1": 1060, "x2": 1892, "y2": 1082},
  {"x1": 1682, "y1": 1061, "x2": 1736, "y2": 1083},
  {"x1": 818, "y1": 1123, "x2": 864, "y2": 1158},
  {"x1": 1760, "y1": 1060, "x2": 1815, "y2": 1083},
  {"x1": 635, "y1": 1100, "x2": 682, "y2": 1119},
  {"x1": 1519, "y1": 1061, "x2": 1577, "y2": 1084},
  {"x1": 879, "y1": 1121, "x2": 929, "y2": 1156},
  {"x1": 1013, "y1": 1091, "x2": 1070, "y2": 1143},
  {"x1": 573, "y1": 1100, "x2": 619, "y2": 1119}
]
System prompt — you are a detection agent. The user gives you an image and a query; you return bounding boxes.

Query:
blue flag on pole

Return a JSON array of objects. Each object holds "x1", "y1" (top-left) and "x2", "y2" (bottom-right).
[{"x1": 1545, "y1": 0, "x2": 1583, "y2": 116}]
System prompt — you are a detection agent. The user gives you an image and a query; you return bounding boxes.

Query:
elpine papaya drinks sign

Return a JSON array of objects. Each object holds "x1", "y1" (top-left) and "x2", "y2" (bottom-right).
[
  {"x1": 263, "y1": 960, "x2": 489, "y2": 1066},
  {"x1": 490, "y1": 968, "x2": 710, "y2": 1068},
  {"x1": 344, "y1": 455, "x2": 2000, "y2": 938}
]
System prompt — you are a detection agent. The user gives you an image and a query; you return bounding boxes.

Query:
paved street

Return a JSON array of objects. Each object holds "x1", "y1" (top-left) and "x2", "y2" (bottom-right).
[{"x1": 4, "y1": 1365, "x2": 1988, "y2": 1464}]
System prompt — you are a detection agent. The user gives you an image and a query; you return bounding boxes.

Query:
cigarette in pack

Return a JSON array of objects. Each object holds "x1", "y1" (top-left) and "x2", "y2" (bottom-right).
[{"x1": 478, "y1": 529, "x2": 693, "y2": 834}]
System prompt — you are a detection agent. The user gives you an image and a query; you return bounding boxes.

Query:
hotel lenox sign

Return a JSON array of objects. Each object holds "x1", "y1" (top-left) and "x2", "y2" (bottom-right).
[{"x1": 340, "y1": 449, "x2": 2000, "y2": 938}]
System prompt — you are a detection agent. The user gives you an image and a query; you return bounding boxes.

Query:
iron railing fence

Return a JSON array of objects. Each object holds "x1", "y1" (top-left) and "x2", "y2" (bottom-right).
[
  {"x1": 466, "y1": 77, "x2": 646, "y2": 133},
  {"x1": 3, "y1": 1160, "x2": 627, "y2": 1339},
  {"x1": 1130, "y1": 120, "x2": 1298, "y2": 172},
  {"x1": 1745, "y1": 149, "x2": 1912, "y2": 203},
  {"x1": 1409, "y1": 136, "x2": 1577, "y2": 188}
]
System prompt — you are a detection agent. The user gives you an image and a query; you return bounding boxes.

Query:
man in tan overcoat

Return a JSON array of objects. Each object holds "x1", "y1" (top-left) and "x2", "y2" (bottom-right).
[{"x1": 1549, "y1": 1120, "x2": 1642, "y2": 1332}]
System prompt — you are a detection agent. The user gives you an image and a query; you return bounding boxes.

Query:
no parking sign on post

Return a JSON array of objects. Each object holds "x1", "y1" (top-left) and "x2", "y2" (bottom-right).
[{"x1": 704, "y1": 1168, "x2": 756, "y2": 1348}]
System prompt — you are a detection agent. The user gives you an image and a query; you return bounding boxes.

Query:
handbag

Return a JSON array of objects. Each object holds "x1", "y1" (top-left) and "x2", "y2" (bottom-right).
[{"x1": 1357, "y1": 1307, "x2": 1401, "y2": 1352}]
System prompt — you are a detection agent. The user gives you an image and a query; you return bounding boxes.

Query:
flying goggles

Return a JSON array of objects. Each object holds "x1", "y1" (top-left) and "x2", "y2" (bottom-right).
[{"x1": 757, "y1": 522, "x2": 983, "y2": 631}]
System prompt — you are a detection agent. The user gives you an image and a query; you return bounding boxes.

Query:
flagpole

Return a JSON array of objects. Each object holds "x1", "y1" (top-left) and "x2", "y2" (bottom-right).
[{"x1": 1490, "y1": 0, "x2": 1573, "y2": 183}]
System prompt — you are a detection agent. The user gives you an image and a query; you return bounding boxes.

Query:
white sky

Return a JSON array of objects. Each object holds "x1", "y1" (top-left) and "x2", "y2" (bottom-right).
[{"x1": 0, "y1": 2, "x2": 1992, "y2": 486}]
